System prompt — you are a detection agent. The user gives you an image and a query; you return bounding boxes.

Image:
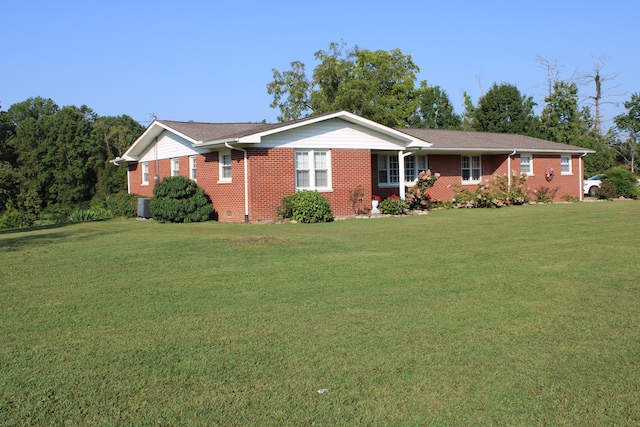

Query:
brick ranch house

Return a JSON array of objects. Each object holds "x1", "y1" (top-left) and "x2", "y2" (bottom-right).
[{"x1": 113, "y1": 111, "x2": 594, "y2": 223}]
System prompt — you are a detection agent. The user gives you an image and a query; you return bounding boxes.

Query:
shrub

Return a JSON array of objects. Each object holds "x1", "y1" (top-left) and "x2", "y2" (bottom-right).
[
  {"x1": 378, "y1": 195, "x2": 408, "y2": 215},
  {"x1": 0, "y1": 205, "x2": 27, "y2": 230},
  {"x1": 451, "y1": 174, "x2": 530, "y2": 209},
  {"x1": 406, "y1": 170, "x2": 439, "y2": 210},
  {"x1": 348, "y1": 185, "x2": 370, "y2": 215},
  {"x1": 150, "y1": 176, "x2": 213, "y2": 223},
  {"x1": 595, "y1": 183, "x2": 617, "y2": 200},
  {"x1": 533, "y1": 186, "x2": 558, "y2": 203},
  {"x1": 277, "y1": 190, "x2": 333, "y2": 223},
  {"x1": 93, "y1": 192, "x2": 142, "y2": 218},
  {"x1": 600, "y1": 167, "x2": 638, "y2": 199},
  {"x1": 69, "y1": 208, "x2": 113, "y2": 223},
  {"x1": 560, "y1": 194, "x2": 580, "y2": 203}
]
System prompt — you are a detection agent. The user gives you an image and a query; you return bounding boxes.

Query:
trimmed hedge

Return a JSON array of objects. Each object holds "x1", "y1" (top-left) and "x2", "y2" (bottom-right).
[
  {"x1": 277, "y1": 191, "x2": 333, "y2": 223},
  {"x1": 150, "y1": 176, "x2": 212, "y2": 223}
]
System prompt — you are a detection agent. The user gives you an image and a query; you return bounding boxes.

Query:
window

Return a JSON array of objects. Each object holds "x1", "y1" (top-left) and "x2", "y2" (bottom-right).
[
  {"x1": 404, "y1": 155, "x2": 428, "y2": 184},
  {"x1": 379, "y1": 154, "x2": 428, "y2": 186},
  {"x1": 189, "y1": 156, "x2": 197, "y2": 181},
  {"x1": 520, "y1": 155, "x2": 533, "y2": 175},
  {"x1": 461, "y1": 155, "x2": 481, "y2": 183},
  {"x1": 142, "y1": 162, "x2": 149, "y2": 185},
  {"x1": 378, "y1": 154, "x2": 399, "y2": 186},
  {"x1": 561, "y1": 155, "x2": 572, "y2": 174},
  {"x1": 171, "y1": 158, "x2": 179, "y2": 176},
  {"x1": 219, "y1": 151, "x2": 232, "y2": 182},
  {"x1": 295, "y1": 149, "x2": 331, "y2": 190}
]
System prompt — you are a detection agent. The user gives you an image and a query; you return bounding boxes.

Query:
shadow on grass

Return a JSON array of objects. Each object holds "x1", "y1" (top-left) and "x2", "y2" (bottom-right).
[{"x1": 0, "y1": 221, "x2": 110, "y2": 252}]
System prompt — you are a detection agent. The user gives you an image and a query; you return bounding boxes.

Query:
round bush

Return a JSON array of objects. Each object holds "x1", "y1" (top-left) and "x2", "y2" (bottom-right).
[
  {"x1": 278, "y1": 191, "x2": 333, "y2": 223},
  {"x1": 150, "y1": 176, "x2": 213, "y2": 223},
  {"x1": 601, "y1": 167, "x2": 638, "y2": 199}
]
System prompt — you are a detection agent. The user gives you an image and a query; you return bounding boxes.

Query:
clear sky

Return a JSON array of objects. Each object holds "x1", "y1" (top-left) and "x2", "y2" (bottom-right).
[{"x1": 3, "y1": 0, "x2": 638, "y2": 131}]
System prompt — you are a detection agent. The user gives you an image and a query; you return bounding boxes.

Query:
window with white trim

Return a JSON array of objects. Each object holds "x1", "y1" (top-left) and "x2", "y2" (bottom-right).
[
  {"x1": 520, "y1": 155, "x2": 533, "y2": 175},
  {"x1": 141, "y1": 162, "x2": 149, "y2": 185},
  {"x1": 189, "y1": 155, "x2": 197, "y2": 181},
  {"x1": 171, "y1": 158, "x2": 179, "y2": 176},
  {"x1": 295, "y1": 149, "x2": 331, "y2": 190},
  {"x1": 404, "y1": 155, "x2": 428, "y2": 184},
  {"x1": 219, "y1": 150, "x2": 232, "y2": 182},
  {"x1": 561, "y1": 155, "x2": 572, "y2": 174},
  {"x1": 461, "y1": 155, "x2": 481, "y2": 183},
  {"x1": 378, "y1": 154, "x2": 399, "y2": 186}
]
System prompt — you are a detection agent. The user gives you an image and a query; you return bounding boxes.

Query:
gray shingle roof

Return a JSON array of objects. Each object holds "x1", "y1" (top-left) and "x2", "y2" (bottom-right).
[
  {"x1": 397, "y1": 128, "x2": 591, "y2": 153},
  {"x1": 157, "y1": 120, "x2": 281, "y2": 142},
  {"x1": 155, "y1": 116, "x2": 593, "y2": 154}
]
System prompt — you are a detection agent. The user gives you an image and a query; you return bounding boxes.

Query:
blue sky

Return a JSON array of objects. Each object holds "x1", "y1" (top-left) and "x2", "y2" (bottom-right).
[{"x1": 3, "y1": 0, "x2": 638, "y2": 131}]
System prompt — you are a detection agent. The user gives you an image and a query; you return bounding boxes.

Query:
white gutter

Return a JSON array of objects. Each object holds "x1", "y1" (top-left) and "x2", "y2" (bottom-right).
[
  {"x1": 225, "y1": 142, "x2": 249, "y2": 223},
  {"x1": 507, "y1": 151, "x2": 516, "y2": 190}
]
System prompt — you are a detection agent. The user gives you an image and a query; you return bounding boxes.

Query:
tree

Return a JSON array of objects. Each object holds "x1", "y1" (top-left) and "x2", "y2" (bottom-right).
[
  {"x1": 411, "y1": 82, "x2": 462, "y2": 129},
  {"x1": 92, "y1": 115, "x2": 145, "y2": 199},
  {"x1": 267, "y1": 42, "x2": 423, "y2": 127},
  {"x1": 267, "y1": 60, "x2": 313, "y2": 122},
  {"x1": 540, "y1": 81, "x2": 589, "y2": 144},
  {"x1": 472, "y1": 83, "x2": 540, "y2": 136},
  {"x1": 579, "y1": 55, "x2": 622, "y2": 137},
  {"x1": 613, "y1": 93, "x2": 640, "y2": 172}
]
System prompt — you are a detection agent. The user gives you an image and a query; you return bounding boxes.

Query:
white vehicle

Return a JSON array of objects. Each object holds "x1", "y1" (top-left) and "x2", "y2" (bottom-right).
[{"x1": 583, "y1": 174, "x2": 602, "y2": 197}]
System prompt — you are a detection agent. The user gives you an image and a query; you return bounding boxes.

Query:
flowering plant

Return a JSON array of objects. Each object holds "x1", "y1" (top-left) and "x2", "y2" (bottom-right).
[
  {"x1": 406, "y1": 169, "x2": 440, "y2": 210},
  {"x1": 372, "y1": 195, "x2": 382, "y2": 201}
]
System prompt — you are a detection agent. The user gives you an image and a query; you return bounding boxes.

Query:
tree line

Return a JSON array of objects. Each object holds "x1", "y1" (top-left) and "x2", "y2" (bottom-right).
[
  {"x1": 267, "y1": 42, "x2": 639, "y2": 176},
  {"x1": 0, "y1": 97, "x2": 144, "y2": 228}
]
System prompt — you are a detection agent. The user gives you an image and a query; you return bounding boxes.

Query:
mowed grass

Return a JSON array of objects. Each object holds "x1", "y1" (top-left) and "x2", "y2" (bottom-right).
[{"x1": 1, "y1": 202, "x2": 639, "y2": 426}]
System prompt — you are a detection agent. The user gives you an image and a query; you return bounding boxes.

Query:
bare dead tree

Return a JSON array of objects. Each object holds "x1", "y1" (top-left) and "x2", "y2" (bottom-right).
[
  {"x1": 578, "y1": 55, "x2": 624, "y2": 137},
  {"x1": 475, "y1": 71, "x2": 485, "y2": 96}
]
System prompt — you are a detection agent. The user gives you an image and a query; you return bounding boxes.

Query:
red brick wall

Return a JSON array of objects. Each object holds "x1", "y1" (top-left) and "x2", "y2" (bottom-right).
[
  {"x1": 128, "y1": 150, "x2": 584, "y2": 222},
  {"x1": 524, "y1": 154, "x2": 582, "y2": 200},
  {"x1": 247, "y1": 148, "x2": 372, "y2": 221},
  {"x1": 371, "y1": 153, "x2": 583, "y2": 203}
]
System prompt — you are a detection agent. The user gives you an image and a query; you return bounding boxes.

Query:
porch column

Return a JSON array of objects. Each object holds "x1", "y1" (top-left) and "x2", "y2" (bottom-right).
[{"x1": 398, "y1": 150, "x2": 405, "y2": 200}]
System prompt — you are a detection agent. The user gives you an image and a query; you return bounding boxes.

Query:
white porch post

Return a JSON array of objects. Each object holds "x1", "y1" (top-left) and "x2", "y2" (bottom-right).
[{"x1": 398, "y1": 150, "x2": 405, "y2": 200}]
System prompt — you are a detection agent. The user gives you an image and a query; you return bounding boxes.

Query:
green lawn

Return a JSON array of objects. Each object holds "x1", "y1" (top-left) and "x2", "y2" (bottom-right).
[{"x1": 1, "y1": 202, "x2": 639, "y2": 426}]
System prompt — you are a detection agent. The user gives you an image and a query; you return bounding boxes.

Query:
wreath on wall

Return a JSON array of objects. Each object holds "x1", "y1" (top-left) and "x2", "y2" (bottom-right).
[{"x1": 545, "y1": 167, "x2": 555, "y2": 182}]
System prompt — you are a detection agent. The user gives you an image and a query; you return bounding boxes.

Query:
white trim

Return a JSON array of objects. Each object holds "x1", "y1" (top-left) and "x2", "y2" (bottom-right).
[
  {"x1": 171, "y1": 157, "x2": 180, "y2": 177},
  {"x1": 218, "y1": 150, "x2": 232, "y2": 183},
  {"x1": 520, "y1": 154, "x2": 533, "y2": 175},
  {"x1": 295, "y1": 149, "x2": 332, "y2": 192},
  {"x1": 141, "y1": 162, "x2": 149, "y2": 186},
  {"x1": 189, "y1": 155, "x2": 197, "y2": 181},
  {"x1": 461, "y1": 155, "x2": 482, "y2": 184},
  {"x1": 560, "y1": 155, "x2": 572, "y2": 175}
]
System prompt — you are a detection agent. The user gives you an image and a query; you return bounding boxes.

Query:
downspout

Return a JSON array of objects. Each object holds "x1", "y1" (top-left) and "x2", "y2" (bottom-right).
[
  {"x1": 226, "y1": 142, "x2": 249, "y2": 223},
  {"x1": 507, "y1": 151, "x2": 516, "y2": 190},
  {"x1": 153, "y1": 136, "x2": 160, "y2": 183},
  {"x1": 580, "y1": 152, "x2": 587, "y2": 201}
]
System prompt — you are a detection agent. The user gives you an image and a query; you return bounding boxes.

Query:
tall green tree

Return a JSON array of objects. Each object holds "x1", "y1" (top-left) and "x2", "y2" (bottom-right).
[
  {"x1": 472, "y1": 83, "x2": 540, "y2": 136},
  {"x1": 92, "y1": 115, "x2": 145, "y2": 199},
  {"x1": 411, "y1": 81, "x2": 462, "y2": 129},
  {"x1": 267, "y1": 42, "x2": 428, "y2": 127},
  {"x1": 540, "y1": 81, "x2": 589, "y2": 144},
  {"x1": 613, "y1": 93, "x2": 640, "y2": 172}
]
